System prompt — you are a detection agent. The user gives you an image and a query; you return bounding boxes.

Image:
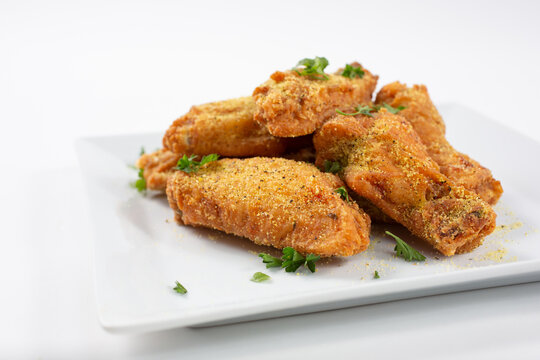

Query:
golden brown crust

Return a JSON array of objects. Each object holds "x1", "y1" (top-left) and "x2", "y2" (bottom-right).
[
  {"x1": 375, "y1": 82, "x2": 503, "y2": 205},
  {"x1": 253, "y1": 63, "x2": 378, "y2": 137},
  {"x1": 163, "y1": 97, "x2": 288, "y2": 157},
  {"x1": 138, "y1": 137, "x2": 314, "y2": 192},
  {"x1": 314, "y1": 110, "x2": 496, "y2": 256},
  {"x1": 136, "y1": 149, "x2": 180, "y2": 191},
  {"x1": 166, "y1": 157, "x2": 371, "y2": 257}
]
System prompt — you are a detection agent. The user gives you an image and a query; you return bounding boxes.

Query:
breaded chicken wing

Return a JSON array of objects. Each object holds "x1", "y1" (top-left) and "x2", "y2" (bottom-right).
[
  {"x1": 253, "y1": 62, "x2": 378, "y2": 137},
  {"x1": 139, "y1": 133, "x2": 315, "y2": 192},
  {"x1": 163, "y1": 97, "x2": 288, "y2": 157},
  {"x1": 314, "y1": 110, "x2": 496, "y2": 256},
  {"x1": 137, "y1": 136, "x2": 314, "y2": 192},
  {"x1": 376, "y1": 82, "x2": 503, "y2": 205},
  {"x1": 166, "y1": 157, "x2": 371, "y2": 257}
]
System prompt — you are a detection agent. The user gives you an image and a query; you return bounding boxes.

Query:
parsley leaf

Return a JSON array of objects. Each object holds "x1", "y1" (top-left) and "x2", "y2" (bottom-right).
[
  {"x1": 130, "y1": 167, "x2": 147, "y2": 193},
  {"x1": 175, "y1": 154, "x2": 219, "y2": 173},
  {"x1": 341, "y1": 64, "x2": 365, "y2": 79},
  {"x1": 379, "y1": 103, "x2": 406, "y2": 114},
  {"x1": 259, "y1": 247, "x2": 320, "y2": 273},
  {"x1": 282, "y1": 247, "x2": 306, "y2": 272},
  {"x1": 199, "y1": 153, "x2": 219, "y2": 166},
  {"x1": 176, "y1": 154, "x2": 198, "y2": 172},
  {"x1": 385, "y1": 231, "x2": 426, "y2": 262},
  {"x1": 305, "y1": 254, "x2": 320, "y2": 273},
  {"x1": 173, "y1": 281, "x2": 187, "y2": 294},
  {"x1": 130, "y1": 147, "x2": 147, "y2": 193},
  {"x1": 134, "y1": 169, "x2": 146, "y2": 192},
  {"x1": 374, "y1": 271, "x2": 380, "y2": 279},
  {"x1": 258, "y1": 253, "x2": 283, "y2": 268},
  {"x1": 323, "y1": 160, "x2": 342, "y2": 174},
  {"x1": 251, "y1": 272, "x2": 271, "y2": 282},
  {"x1": 293, "y1": 56, "x2": 329, "y2": 80},
  {"x1": 335, "y1": 186, "x2": 350, "y2": 202},
  {"x1": 336, "y1": 103, "x2": 406, "y2": 117},
  {"x1": 336, "y1": 105, "x2": 374, "y2": 117}
]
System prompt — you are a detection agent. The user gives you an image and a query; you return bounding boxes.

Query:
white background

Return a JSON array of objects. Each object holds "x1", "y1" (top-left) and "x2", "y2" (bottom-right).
[{"x1": 1, "y1": 0, "x2": 540, "y2": 358}]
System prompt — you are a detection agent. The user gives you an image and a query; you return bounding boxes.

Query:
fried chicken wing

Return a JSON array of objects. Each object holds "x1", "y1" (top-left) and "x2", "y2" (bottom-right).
[
  {"x1": 253, "y1": 62, "x2": 378, "y2": 137},
  {"x1": 314, "y1": 109, "x2": 496, "y2": 256},
  {"x1": 166, "y1": 157, "x2": 371, "y2": 257},
  {"x1": 163, "y1": 97, "x2": 288, "y2": 157},
  {"x1": 137, "y1": 136, "x2": 314, "y2": 192},
  {"x1": 375, "y1": 82, "x2": 503, "y2": 205}
]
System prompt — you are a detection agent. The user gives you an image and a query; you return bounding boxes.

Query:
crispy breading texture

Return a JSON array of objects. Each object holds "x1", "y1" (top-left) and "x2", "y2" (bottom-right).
[
  {"x1": 137, "y1": 137, "x2": 314, "y2": 192},
  {"x1": 136, "y1": 149, "x2": 180, "y2": 191},
  {"x1": 163, "y1": 97, "x2": 288, "y2": 157},
  {"x1": 376, "y1": 82, "x2": 503, "y2": 205},
  {"x1": 253, "y1": 62, "x2": 378, "y2": 137},
  {"x1": 314, "y1": 110, "x2": 496, "y2": 256},
  {"x1": 166, "y1": 157, "x2": 371, "y2": 257}
]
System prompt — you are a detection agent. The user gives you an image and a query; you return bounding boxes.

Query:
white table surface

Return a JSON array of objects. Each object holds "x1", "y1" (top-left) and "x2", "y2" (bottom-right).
[{"x1": 2, "y1": 0, "x2": 540, "y2": 358}]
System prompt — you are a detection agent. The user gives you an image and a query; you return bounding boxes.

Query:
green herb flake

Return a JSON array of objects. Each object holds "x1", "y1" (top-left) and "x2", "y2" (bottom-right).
[
  {"x1": 323, "y1": 160, "x2": 342, "y2": 174},
  {"x1": 341, "y1": 64, "x2": 365, "y2": 79},
  {"x1": 380, "y1": 103, "x2": 406, "y2": 114},
  {"x1": 130, "y1": 147, "x2": 148, "y2": 193},
  {"x1": 305, "y1": 254, "x2": 320, "y2": 273},
  {"x1": 258, "y1": 253, "x2": 283, "y2": 268},
  {"x1": 374, "y1": 271, "x2": 380, "y2": 279},
  {"x1": 293, "y1": 56, "x2": 329, "y2": 80},
  {"x1": 385, "y1": 231, "x2": 426, "y2": 262},
  {"x1": 251, "y1": 272, "x2": 271, "y2": 282},
  {"x1": 336, "y1": 105, "x2": 374, "y2": 117},
  {"x1": 130, "y1": 167, "x2": 147, "y2": 193},
  {"x1": 335, "y1": 186, "x2": 350, "y2": 202},
  {"x1": 259, "y1": 247, "x2": 320, "y2": 273},
  {"x1": 198, "y1": 153, "x2": 219, "y2": 166},
  {"x1": 175, "y1": 153, "x2": 219, "y2": 173},
  {"x1": 173, "y1": 281, "x2": 187, "y2": 294}
]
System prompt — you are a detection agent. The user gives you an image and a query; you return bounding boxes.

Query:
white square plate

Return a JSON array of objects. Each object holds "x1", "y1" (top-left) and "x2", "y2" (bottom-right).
[{"x1": 77, "y1": 104, "x2": 540, "y2": 334}]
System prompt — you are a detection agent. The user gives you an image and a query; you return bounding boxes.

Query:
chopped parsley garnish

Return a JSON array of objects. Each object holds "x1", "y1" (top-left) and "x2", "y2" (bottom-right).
[
  {"x1": 173, "y1": 281, "x2": 187, "y2": 294},
  {"x1": 323, "y1": 160, "x2": 342, "y2": 174},
  {"x1": 131, "y1": 168, "x2": 147, "y2": 193},
  {"x1": 259, "y1": 253, "x2": 283, "y2": 268},
  {"x1": 258, "y1": 247, "x2": 320, "y2": 273},
  {"x1": 251, "y1": 272, "x2": 271, "y2": 282},
  {"x1": 385, "y1": 231, "x2": 426, "y2": 262},
  {"x1": 336, "y1": 105, "x2": 374, "y2": 117},
  {"x1": 379, "y1": 103, "x2": 406, "y2": 114},
  {"x1": 374, "y1": 271, "x2": 380, "y2": 279},
  {"x1": 341, "y1": 63, "x2": 365, "y2": 79},
  {"x1": 175, "y1": 153, "x2": 219, "y2": 173},
  {"x1": 304, "y1": 254, "x2": 320, "y2": 273},
  {"x1": 335, "y1": 186, "x2": 350, "y2": 202},
  {"x1": 293, "y1": 57, "x2": 329, "y2": 80},
  {"x1": 130, "y1": 147, "x2": 147, "y2": 193},
  {"x1": 336, "y1": 103, "x2": 406, "y2": 117}
]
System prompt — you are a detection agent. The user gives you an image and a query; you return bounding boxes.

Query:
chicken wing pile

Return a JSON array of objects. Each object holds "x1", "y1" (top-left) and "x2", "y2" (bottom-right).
[{"x1": 137, "y1": 57, "x2": 501, "y2": 257}]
